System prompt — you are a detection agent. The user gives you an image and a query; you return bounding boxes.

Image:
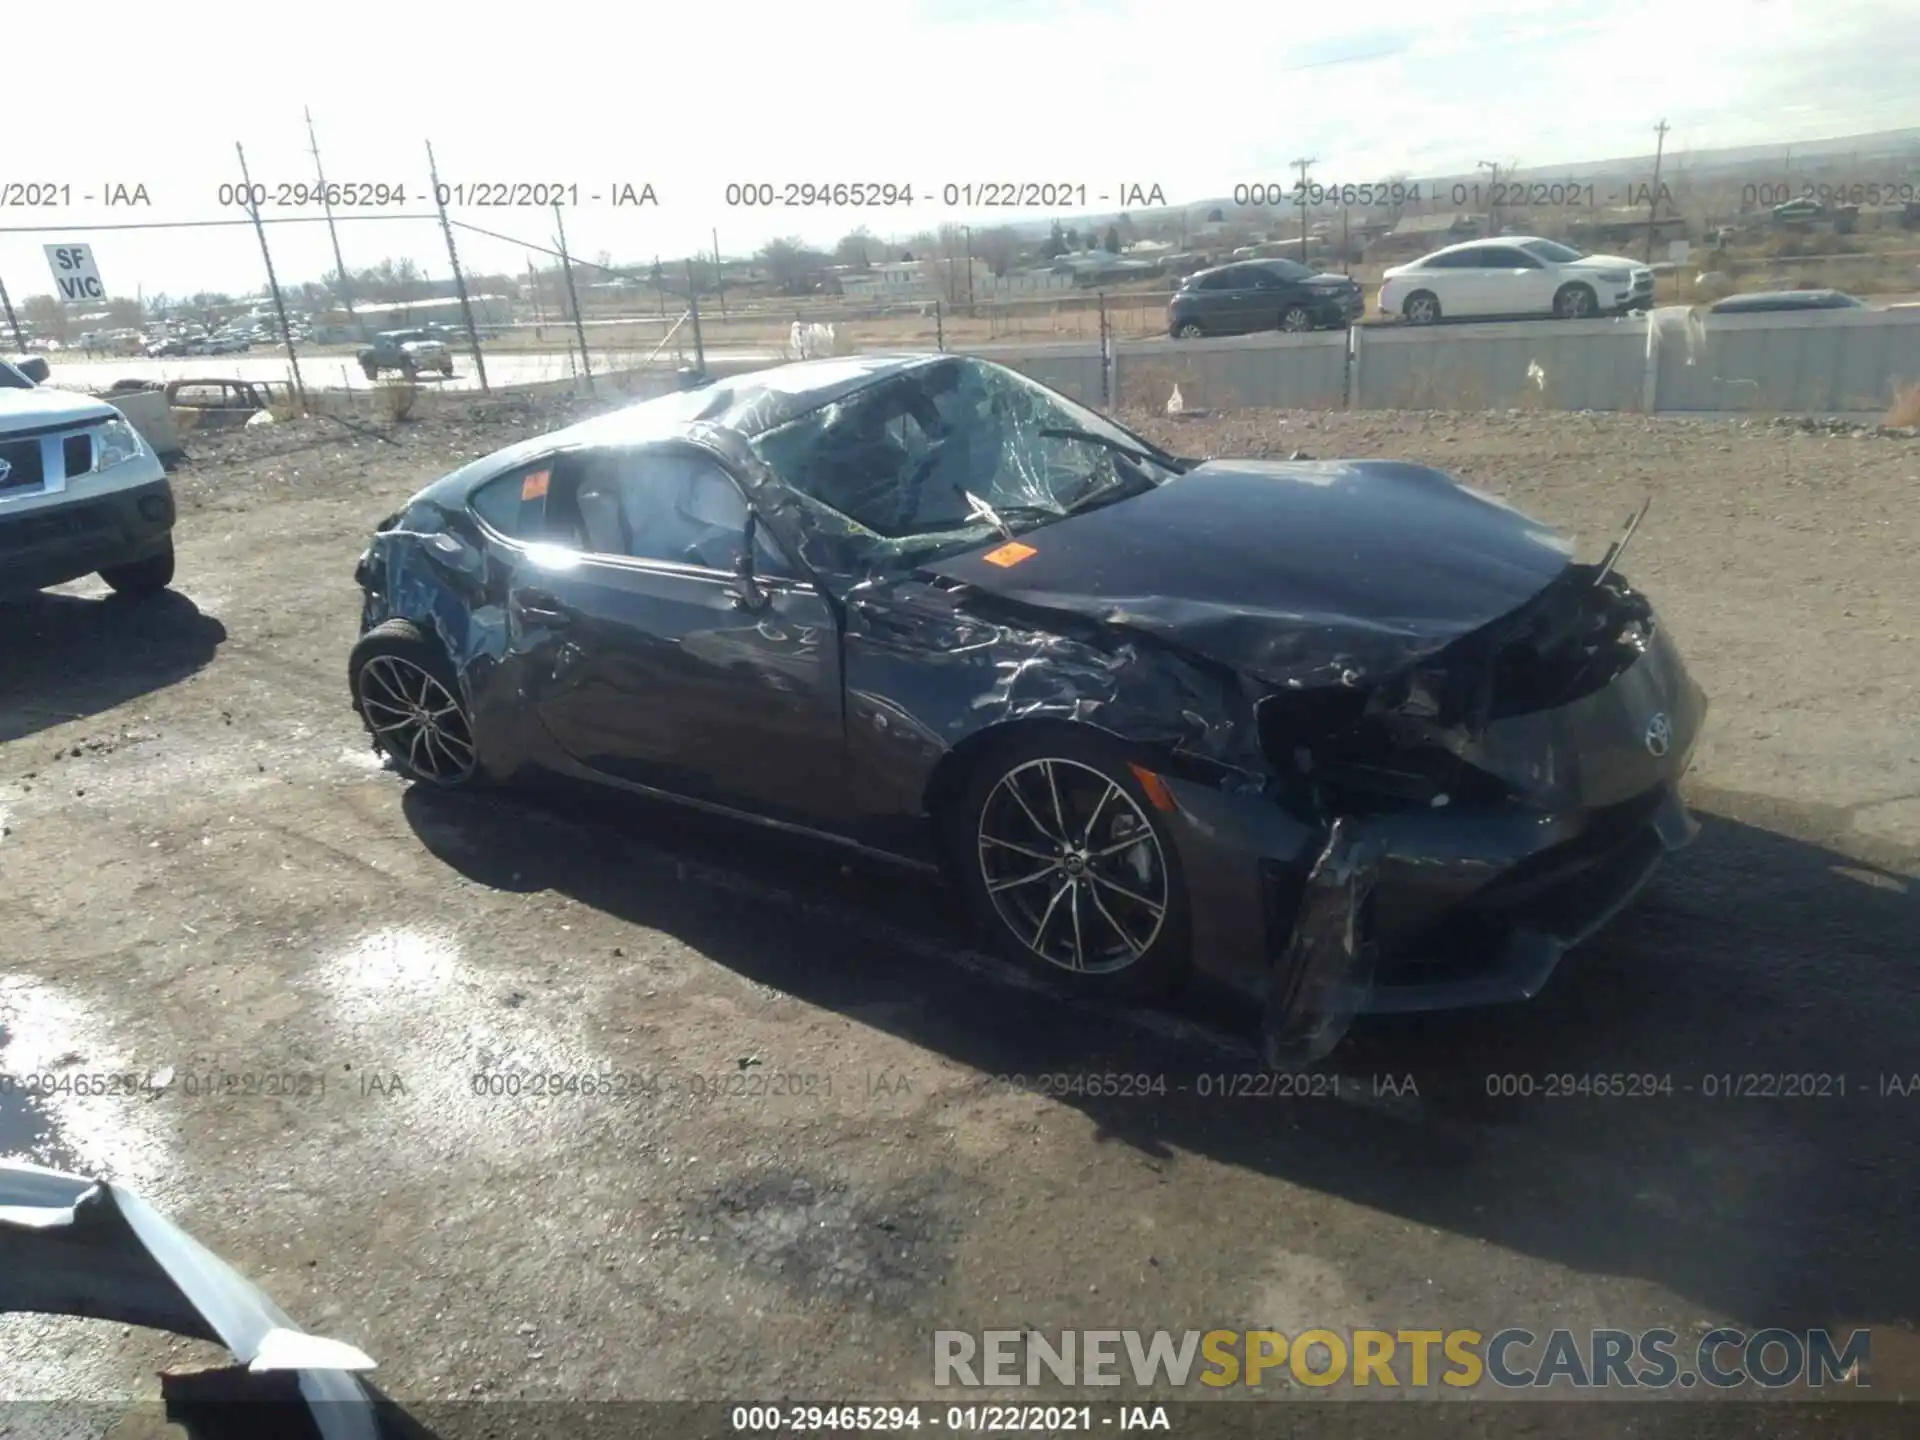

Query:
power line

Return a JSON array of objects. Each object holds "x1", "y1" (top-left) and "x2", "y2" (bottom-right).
[{"x1": 0, "y1": 214, "x2": 444, "y2": 234}]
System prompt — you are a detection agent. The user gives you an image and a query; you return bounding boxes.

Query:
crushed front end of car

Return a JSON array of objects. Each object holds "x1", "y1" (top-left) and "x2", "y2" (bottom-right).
[{"x1": 1142, "y1": 557, "x2": 1706, "y2": 1068}]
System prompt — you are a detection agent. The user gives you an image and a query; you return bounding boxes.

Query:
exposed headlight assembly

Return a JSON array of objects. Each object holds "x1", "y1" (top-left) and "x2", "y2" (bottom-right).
[{"x1": 93, "y1": 416, "x2": 146, "y2": 470}]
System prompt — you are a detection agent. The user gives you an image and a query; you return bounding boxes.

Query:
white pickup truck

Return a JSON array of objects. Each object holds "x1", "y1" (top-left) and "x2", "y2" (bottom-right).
[{"x1": 0, "y1": 359, "x2": 176, "y2": 599}]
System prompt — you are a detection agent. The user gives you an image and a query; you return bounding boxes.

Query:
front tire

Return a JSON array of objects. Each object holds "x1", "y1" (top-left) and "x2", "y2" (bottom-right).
[
  {"x1": 1554, "y1": 282, "x2": 1597, "y2": 319},
  {"x1": 952, "y1": 730, "x2": 1190, "y2": 999},
  {"x1": 100, "y1": 541, "x2": 175, "y2": 598},
  {"x1": 348, "y1": 619, "x2": 481, "y2": 788},
  {"x1": 1279, "y1": 305, "x2": 1314, "y2": 333}
]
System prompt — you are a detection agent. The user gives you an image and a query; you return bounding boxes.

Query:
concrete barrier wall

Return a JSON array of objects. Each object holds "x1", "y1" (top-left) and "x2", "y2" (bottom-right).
[
  {"x1": 1112, "y1": 331, "x2": 1348, "y2": 411},
  {"x1": 1350, "y1": 318, "x2": 1650, "y2": 411},
  {"x1": 469, "y1": 310, "x2": 1920, "y2": 423},
  {"x1": 1651, "y1": 308, "x2": 1920, "y2": 413},
  {"x1": 960, "y1": 342, "x2": 1106, "y2": 404}
]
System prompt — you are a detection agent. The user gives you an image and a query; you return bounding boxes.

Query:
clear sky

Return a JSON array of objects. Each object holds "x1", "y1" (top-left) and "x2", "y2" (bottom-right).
[{"x1": 3, "y1": 0, "x2": 1913, "y2": 302}]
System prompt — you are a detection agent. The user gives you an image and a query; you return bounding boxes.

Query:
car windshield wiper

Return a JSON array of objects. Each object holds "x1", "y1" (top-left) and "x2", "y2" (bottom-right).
[
  {"x1": 1038, "y1": 427, "x2": 1178, "y2": 470},
  {"x1": 962, "y1": 489, "x2": 1017, "y2": 541}
]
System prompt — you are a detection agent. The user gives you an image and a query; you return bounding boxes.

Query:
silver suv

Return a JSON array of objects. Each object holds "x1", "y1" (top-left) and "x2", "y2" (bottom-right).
[{"x1": 0, "y1": 360, "x2": 175, "y2": 599}]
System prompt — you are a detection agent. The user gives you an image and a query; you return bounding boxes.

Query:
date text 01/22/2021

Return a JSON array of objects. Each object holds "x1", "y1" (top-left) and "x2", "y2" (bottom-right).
[
  {"x1": 729, "y1": 1404, "x2": 1172, "y2": 1432},
  {"x1": 720, "y1": 182, "x2": 1168, "y2": 208}
]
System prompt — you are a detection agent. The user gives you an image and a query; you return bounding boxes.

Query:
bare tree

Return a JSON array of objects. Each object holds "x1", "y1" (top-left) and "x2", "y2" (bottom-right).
[
  {"x1": 972, "y1": 226, "x2": 1021, "y2": 277},
  {"x1": 833, "y1": 228, "x2": 876, "y2": 269},
  {"x1": 759, "y1": 237, "x2": 827, "y2": 296}
]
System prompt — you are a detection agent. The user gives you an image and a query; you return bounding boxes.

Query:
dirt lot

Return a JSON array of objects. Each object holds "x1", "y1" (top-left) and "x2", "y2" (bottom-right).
[{"x1": 2, "y1": 396, "x2": 1917, "y2": 1437}]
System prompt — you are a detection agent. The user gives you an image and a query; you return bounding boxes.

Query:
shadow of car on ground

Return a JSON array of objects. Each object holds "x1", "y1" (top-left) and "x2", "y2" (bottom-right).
[
  {"x1": 0, "y1": 589, "x2": 226, "y2": 745},
  {"x1": 398, "y1": 773, "x2": 1919, "y2": 1340}
]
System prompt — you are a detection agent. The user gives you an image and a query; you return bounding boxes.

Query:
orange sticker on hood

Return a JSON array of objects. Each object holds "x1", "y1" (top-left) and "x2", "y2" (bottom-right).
[
  {"x1": 521, "y1": 470, "x2": 551, "y2": 501},
  {"x1": 982, "y1": 541, "x2": 1038, "y2": 568}
]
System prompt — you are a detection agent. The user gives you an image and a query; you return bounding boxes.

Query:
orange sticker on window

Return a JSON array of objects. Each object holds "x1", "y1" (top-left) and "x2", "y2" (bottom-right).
[
  {"x1": 521, "y1": 470, "x2": 551, "y2": 501},
  {"x1": 982, "y1": 541, "x2": 1038, "y2": 568}
]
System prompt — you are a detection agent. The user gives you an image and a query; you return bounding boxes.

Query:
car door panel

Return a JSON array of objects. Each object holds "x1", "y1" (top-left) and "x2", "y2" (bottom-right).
[
  {"x1": 507, "y1": 446, "x2": 848, "y2": 828},
  {"x1": 1480, "y1": 246, "x2": 1553, "y2": 315}
]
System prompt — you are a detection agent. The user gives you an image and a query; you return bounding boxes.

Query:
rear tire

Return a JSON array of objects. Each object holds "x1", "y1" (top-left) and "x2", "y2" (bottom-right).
[
  {"x1": 349, "y1": 619, "x2": 481, "y2": 788},
  {"x1": 361, "y1": 361, "x2": 379, "y2": 380},
  {"x1": 1173, "y1": 321, "x2": 1205, "y2": 340},
  {"x1": 950, "y1": 729, "x2": 1191, "y2": 999},
  {"x1": 100, "y1": 541, "x2": 175, "y2": 598},
  {"x1": 1403, "y1": 290, "x2": 1441, "y2": 324}
]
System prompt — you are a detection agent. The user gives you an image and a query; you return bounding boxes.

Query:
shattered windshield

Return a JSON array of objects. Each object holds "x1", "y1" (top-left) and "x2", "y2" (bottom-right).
[{"x1": 746, "y1": 356, "x2": 1184, "y2": 569}]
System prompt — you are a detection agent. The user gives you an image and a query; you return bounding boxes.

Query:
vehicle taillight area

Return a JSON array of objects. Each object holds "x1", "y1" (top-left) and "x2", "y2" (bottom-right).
[{"x1": 1483, "y1": 567, "x2": 1654, "y2": 720}]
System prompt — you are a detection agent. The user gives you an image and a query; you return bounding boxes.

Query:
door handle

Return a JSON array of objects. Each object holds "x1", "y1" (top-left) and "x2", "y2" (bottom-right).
[{"x1": 513, "y1": 591, "x2": 573, "y2": 628}]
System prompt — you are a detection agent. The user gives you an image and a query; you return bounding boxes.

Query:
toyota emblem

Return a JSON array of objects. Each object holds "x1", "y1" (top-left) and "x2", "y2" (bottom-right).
[{"x1": 1644, "y1": 712, "x2": 1672, "y2": 757}]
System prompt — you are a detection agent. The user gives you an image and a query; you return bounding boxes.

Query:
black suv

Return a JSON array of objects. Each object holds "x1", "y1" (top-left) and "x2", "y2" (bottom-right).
[{"x1": 1168, "y1": 260, "x2": 1363, "y2": 338}]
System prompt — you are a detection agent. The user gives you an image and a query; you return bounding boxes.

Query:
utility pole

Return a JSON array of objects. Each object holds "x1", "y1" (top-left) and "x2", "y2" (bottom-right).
[
  {"x1": 1646, "y1": 119, "x2": 1671, "y2": 263},
  {"x1": 426, "y1": 139, "x2": 489, "y2": 394},
  {"x1": 554, "y1": 203, "x2": 592, "y2": 393},
  {"x1": 1292, "y1": 158, "x2": 1316, "y2": 263},
  {"x1": 712, "y1": 228, "x2": 726, "y2": 316},
  {"x1": 305, "y1": 108, "x2": 361, "y2": 341},
  {"x1": 1477, "y1": 160, "x2": 1501, "y2": 235},
  {"x1": 0, "y1": 276, "x2": 24, "y2": 350},
  {"x1": 964, "y1": 225, "x2": 975, "y2": 307},
  {"x1": 236, "y1": 142, "x2": 305, "y2": 411}
]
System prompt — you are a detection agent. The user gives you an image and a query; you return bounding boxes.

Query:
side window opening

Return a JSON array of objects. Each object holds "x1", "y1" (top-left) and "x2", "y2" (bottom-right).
[
  {"x1": 566, "y1": 448, "x2": 795, "y2": 577},
  {"x1": 469, "y1": 460, "x2": 575, "y2": 545}
]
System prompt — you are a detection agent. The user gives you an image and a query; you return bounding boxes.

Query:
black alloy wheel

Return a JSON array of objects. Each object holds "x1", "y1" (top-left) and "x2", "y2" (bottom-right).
[
  {"x1": 955, "y1": 733, "x2": 1190, "y2": 998},
  {"x1": 349, "y1": 619, "x2": 479, "y2": 787}
]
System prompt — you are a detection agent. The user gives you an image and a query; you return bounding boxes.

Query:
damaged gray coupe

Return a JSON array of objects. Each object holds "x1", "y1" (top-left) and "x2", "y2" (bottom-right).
[{"x1": 349, "y1": 354, "x2": 1706, "y2": 1067}]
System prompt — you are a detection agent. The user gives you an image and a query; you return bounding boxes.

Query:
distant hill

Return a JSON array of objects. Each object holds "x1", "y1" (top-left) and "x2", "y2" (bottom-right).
[{"x1": 1143, "y1": 127, "x2": 1920, "y2": 225}]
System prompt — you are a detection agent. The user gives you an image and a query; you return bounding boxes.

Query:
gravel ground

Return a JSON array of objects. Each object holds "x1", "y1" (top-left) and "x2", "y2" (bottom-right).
[{"x1": 1, "y1": 396, "x2": 1916, "y2": 1437}]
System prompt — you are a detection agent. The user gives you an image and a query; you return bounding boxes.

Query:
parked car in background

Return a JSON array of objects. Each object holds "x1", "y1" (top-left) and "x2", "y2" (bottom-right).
[
  {"x1": 205, "y1": 332, "x2": 252, "y2": 354},
  {"x1": 1707, "y1": 289, "x2": 1865, "y2": 315},
  {"x1": 357, "y1": 329, "x2": 453, "y2": 380},
  {"x1": 1378, "y1": 237, "x2": 1656, "y2": 324},
  {"x1": 1168, "y1": 259, "x2": 1364, "y2": 338}
]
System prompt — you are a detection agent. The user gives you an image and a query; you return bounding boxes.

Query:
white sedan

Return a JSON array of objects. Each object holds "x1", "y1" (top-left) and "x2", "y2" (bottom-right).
[{"x1": 1378, "y1": 236, "x2": 1655, "y2": 324}]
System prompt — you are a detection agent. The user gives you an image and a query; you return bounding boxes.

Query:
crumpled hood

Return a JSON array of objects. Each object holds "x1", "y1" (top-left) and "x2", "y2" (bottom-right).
[{"x1": 927, "y1": 458, "x2": 1576, "y2": 688}]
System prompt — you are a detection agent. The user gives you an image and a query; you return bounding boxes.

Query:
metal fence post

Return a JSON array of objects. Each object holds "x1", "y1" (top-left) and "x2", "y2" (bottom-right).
[
  {"x1": 0, "y1": 276, "x2": 24, "y2": 350},
  {"x1": 686, "y1": 259, "x2": 705, "y2": 375},
  {"x1": 427, "y1": 140, "x2": 489, "y2": 395},
  {"x1": 554, "y1": 203, "x2": 593, "y2": 395},
  {"x1": 1098, "y1": 291, "x2": 1111, "y2": 407},
  {"x1": 235, "y1": 141, "x2": 306, "y2": 412},
  {"x1": 935, "y1": 300, "x2": 944, "y2": 352}
]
